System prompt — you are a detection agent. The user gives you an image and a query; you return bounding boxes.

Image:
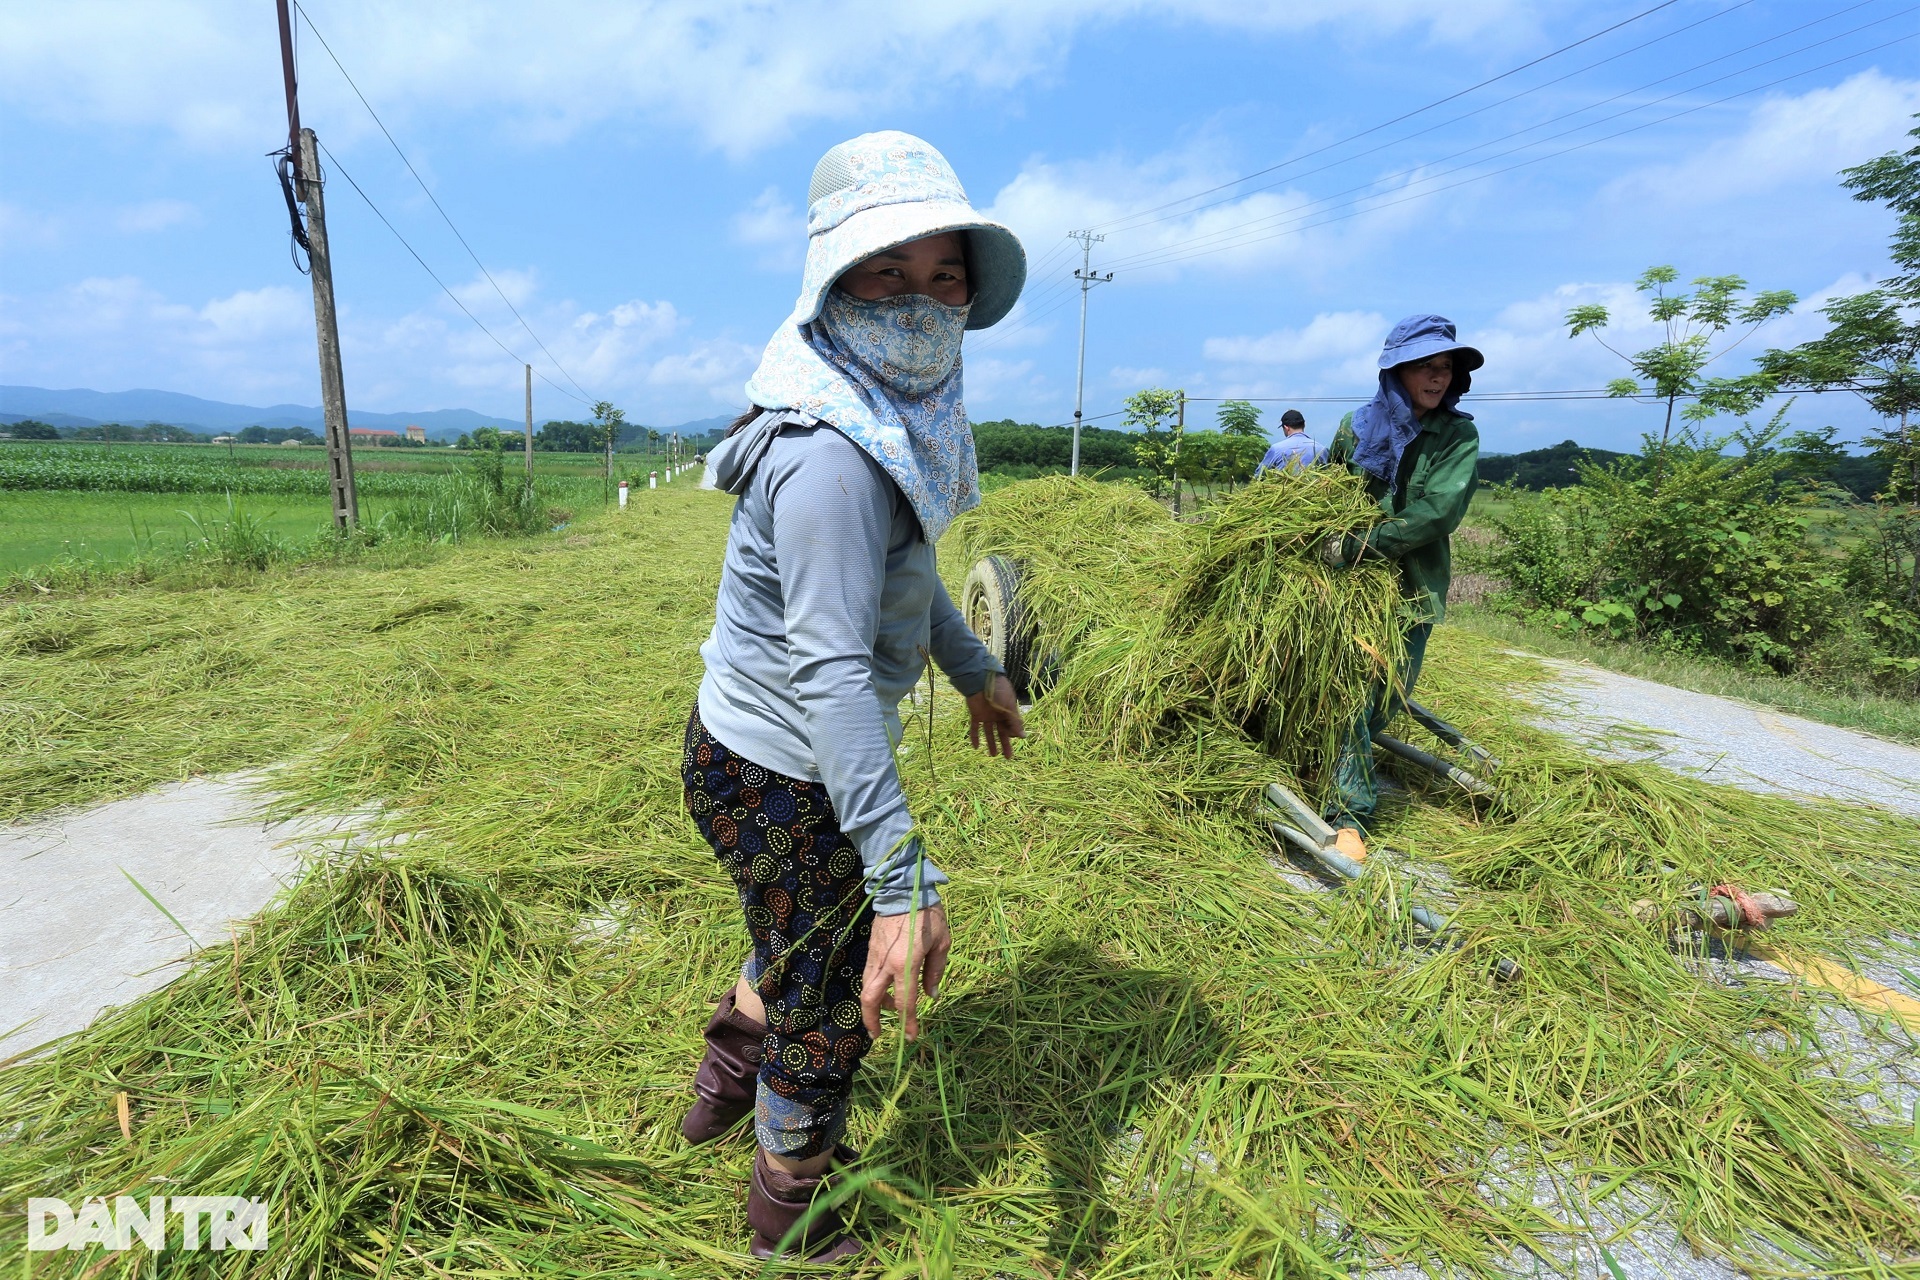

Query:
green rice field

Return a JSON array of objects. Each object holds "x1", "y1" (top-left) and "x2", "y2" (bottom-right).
[{"x1": 0, "y1": 440, "x2": 692, "y2": 577}]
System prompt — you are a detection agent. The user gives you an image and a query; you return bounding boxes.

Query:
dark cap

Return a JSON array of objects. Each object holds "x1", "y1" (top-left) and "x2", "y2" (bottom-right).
[{"x1": 1280, "y1": 409, "x2": 1306, "y2": 429}]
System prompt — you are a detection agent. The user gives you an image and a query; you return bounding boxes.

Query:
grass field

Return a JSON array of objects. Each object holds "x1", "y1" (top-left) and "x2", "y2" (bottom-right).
[
  {"x1": 0, "y1": 442, "x2": 702, "y2": 578},
  {"x1": 0, "y1": 439, "x2": 644, "y2": 494},
  {"x1": 2, "y1": 483, "x2": 1917, "y2": 1276},
  {"x1": 0, "y1": 490, "x2": 401, "y2": 575}
]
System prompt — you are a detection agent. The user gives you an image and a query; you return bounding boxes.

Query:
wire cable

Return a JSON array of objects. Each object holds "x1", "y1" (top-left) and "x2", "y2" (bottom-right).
[
  {"x1": 1104, "y1": 4, "x2": 1918, "y2": 271},
  {"x1": 316, "y1": 138, "x2": 590, "y2": 407},
  {"x1": 982, "y1": 3, "x2": 1865, "y2": 350},
  {"x1": 1083, "y1": 0, "x2": 1687, "y2": 236},
  {"x1": 1105, "y1": 0, "x2": 1871, "y2": 245},
  {"x1": 1105, "y1": 18, "x2": 1920, "y2": 274},
  {"x1": 294, "y1": 1, "x2": 597, "y2": 405}
]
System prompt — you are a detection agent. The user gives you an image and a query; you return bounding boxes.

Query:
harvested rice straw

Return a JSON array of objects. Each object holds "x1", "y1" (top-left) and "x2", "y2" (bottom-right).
[{"x1": 955, "y1": 474, "x2": 1405, "y2": 785}]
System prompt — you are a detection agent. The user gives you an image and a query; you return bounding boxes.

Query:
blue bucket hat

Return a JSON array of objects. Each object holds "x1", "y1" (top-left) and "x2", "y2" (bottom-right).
[
  {"x1": 1349, "y1": 314, "x2": 1483, "y2": 490},
  {"x1": 788, "y1": 130, "x2": 1026, "y2": 331},
  {"x1": 1378, "y1": 314, "x2": 1484, "y2": 382}
]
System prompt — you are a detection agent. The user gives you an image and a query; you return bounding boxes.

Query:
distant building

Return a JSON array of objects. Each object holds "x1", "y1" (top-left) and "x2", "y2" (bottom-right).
[
  {"x1": 406, "y1": 424, "x2": 426, "y2": 443},
  {"x1": 349, "y1": 427, "x2": 400, "y2": 444},
  {"x1": 211, "y1": 435, "x2": 237, "y2": 444},
  {"x1": 281, "y1": 438, "x2": 303, "y2": 447}
]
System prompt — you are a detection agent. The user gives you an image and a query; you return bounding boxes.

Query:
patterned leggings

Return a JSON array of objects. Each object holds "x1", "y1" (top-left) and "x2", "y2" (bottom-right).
[{"x1": 682, "y1": 706, "x2": 875, "y2": 1158}]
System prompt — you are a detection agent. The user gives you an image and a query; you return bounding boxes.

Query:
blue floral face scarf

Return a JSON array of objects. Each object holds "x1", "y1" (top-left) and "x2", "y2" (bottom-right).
[
  {"x1": 741, "y1": 287, "x2": 981, "y2": 543},
  {"x1": 819, "y1": 290, "x2": 968, "y2": 397}
]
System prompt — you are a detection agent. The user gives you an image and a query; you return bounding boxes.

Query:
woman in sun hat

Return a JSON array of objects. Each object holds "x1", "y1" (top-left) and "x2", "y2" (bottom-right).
[
  {"x1": 677, "y1": 130, "x2": 1027, "y2": 1262},
  {"x1": 1321, "y1": 314, "x2": 1483, "y2": 861}
]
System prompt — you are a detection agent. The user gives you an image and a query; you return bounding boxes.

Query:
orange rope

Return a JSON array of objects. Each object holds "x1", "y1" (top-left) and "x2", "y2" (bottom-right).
[{"x1": 1709, "y1": 883, "x2": 1768, "y2": 929}]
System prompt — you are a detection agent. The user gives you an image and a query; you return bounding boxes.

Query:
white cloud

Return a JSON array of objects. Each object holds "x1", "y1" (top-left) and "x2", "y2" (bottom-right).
[
  {"x1": 116, "y1": 199, "x2": 199, "y2": 233},
  {"x1": 0, "y1": 272, "x2": 760, "y2": 419},
  {"x1": 0, "y1": 0, "x2": 1536, "y2": 154},
  {"x1": 733, "y1": 187, "x2": 805, "y2": 270},
  {"x1": 962, "y1": 356, "x2": 1046, "y2": 414},
  {"x1": 1205, "y1": 310, "x2": 1387, "y2": 367},
  {"x1": 734, "y1": 187, "x2": 801, "y2": 247},
  {"x1": 0, "y1": 201, "x2": 62, "y2": 251},
  {"x1": 984, "y1": 146, "x2": 1436, "y2": 294},
  {"x1": 1201, "y1": 310, "x2": 1388, "y2": 396},
  {"x1": 1108, "y1": 364, "x2": 1168, "y2": 387},
  {"x1": 196, "y1": 285, "x2": 308, "y2": 340},
  {"x1": 451, "y1": 268, "x2": 538, "y2": 311},
  {"x1": 1607, "y1": 70, "x2": 1920, "y2": 208}
]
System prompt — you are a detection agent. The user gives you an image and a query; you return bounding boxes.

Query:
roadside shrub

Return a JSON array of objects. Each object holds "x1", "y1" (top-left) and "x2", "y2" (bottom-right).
[
  {"x1": 181, "y1": 497, "x2": 292, "y2": 571},
  {"x1": 381, "y1": 448, "x2": 548, "y2": 542},
  {"x1": 1844, "y1": 505, "x2": 1920, "y2": 695},
  {"x1": 1489, "y1": 416, "x2": 1847, "y2": 672}
]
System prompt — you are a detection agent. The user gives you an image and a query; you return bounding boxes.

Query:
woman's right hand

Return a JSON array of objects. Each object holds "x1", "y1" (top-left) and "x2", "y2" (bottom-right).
[
  {"x1": 966, "y1": 673, "x2": 1025, "y2": 758},
  {"x1": 861, "y1": 905, "x2": 950, "y2": 1040}
]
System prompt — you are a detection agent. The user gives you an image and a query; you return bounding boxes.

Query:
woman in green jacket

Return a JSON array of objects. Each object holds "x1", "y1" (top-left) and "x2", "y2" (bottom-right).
[{"x1": 1323, "y1": 314, "x2": 1483, "y2": 860}]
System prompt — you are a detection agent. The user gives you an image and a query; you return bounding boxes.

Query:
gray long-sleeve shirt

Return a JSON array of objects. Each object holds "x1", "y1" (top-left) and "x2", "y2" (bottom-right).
[{"x1": 696, "y1": 414, "x2": 1000, "y2": 915}]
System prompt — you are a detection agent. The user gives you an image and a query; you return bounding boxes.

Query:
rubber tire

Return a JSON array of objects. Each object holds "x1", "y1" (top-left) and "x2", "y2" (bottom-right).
[{"x1": 960, "y1": 555, "x2": 1035, "y2": 700}]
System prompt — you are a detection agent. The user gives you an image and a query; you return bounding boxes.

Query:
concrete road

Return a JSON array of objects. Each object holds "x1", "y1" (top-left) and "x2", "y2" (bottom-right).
[
  {"x1": 1524, "y1": 657, "x2": 1920, "y2": 817},
  {"x1": 0, "y1": 775, "x2": 349, "y2": 1063}
]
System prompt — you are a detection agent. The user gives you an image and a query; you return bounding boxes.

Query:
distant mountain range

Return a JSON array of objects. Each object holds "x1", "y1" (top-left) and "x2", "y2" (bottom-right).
[{"x1": 0, "y1": 386, "x2": 734, "y2": 441}]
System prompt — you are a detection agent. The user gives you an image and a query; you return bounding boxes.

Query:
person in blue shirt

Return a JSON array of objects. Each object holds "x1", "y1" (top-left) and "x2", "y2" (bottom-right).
[{"x1": 1255, "y1": 409, "x2": 1324, "y2": 475}]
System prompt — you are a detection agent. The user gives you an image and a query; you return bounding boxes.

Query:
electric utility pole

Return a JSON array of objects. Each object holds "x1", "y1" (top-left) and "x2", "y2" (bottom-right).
[
  {"x1": 523, "y1": 364, "x2": 534, "y2": 480},
  {"x1": 277, "y1": 0, "x2": 357, "y2": 528},
  {"x1": 1069, "y1": 230, "x2": 1112, "y2": 477}
]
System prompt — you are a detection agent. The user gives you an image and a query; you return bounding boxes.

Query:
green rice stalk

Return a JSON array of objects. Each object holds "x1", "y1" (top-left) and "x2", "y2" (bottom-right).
[
  {"x1": 955, "y1": 474, "x2": 1404, "y2": 787},
  {"x1": 2, "y1": 484, "x2": 1917, "y2": 1277}
]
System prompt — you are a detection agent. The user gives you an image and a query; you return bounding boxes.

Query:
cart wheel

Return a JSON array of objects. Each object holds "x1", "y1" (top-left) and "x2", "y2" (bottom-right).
[{"x1": 961, "y1": 555, "x2": 1035, "y2": 699}]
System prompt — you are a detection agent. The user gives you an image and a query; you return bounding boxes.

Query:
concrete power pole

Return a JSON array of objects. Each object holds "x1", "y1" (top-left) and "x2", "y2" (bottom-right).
[
  {"x1": 296, "y1": 127, "x2": 357, "y2": 529},
  {"x1": 523, "y1": 364, "x2": 534, "y2": 480},
  {"x1": 1173, "y1": 389, "x2": 1186, "y2": 516},
  {"x1": 278, "y1": 0, "x2": 357, "y2": 528},
  {"x1": 1068, "y1": 230, "x2": 1112, "y2": 478}
]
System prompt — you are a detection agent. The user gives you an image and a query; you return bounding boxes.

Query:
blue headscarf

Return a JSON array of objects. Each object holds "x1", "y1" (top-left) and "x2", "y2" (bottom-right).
[{"x1": 1349, "y1": 314, "x2": 1483, "y2": 491}]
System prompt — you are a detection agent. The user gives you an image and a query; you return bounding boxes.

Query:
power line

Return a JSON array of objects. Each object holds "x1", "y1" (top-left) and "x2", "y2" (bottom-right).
[
  {"x1": 1104, "y1": 4, "x2": 1920, "y2": 271},
  {"x1": 979, "y1": 2, "x2": 1888, "y2": 351},
  {"x1": 1083, "y1": 0, "x2": 1688, "y2": 237},
  {"x1": 1104, "y1": 0, "x2": 1854, "y2": 244},
  {"x1": 1104, "y1": 18, "x2": 1920, "y2": 274},
  {"x1": 316, "y1": 137, "x2": 590, "y2": 408},
  {"x1": 293, "y1": 1, "x2": 597, "y2": 406}
]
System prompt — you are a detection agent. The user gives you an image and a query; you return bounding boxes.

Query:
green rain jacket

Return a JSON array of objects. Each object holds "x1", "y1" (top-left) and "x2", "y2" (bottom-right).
[{"x1": 1329, "y1": 409, "x2": 1479, "y2": 624}]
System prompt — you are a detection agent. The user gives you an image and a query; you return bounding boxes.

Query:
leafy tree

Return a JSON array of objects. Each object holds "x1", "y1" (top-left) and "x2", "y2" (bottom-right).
[
  {"x1": 1215, "y1": 399, "x2": 1265, "y2": 439},
  {"x1": 238, "y1": 425, "x2": 321, "y2": 445},
  {"x1": 9, "y1": 419, "x2": 60, "y2": 440},
  {"x1": 592, "y1": 401, "x2": 626, "y2": 504},
  {"x1": 533, "y1": 419, "x2": 600, "y2": 453},
  {"x1": 1775, "y1": 423, "x2": 1848, "y2": 489},
  {"x1": 1476, "y1": 440, "x2": 1631, "y2": 490},
  {"x1": 971, "y1": 420, "x2": 1138, "y2": 472},
  {"x1": 1758, "y1": 118, "x2": 1920, "y2": 618},
  {"x1": 1124, "y1": 388, "x2": 1184, "y2": 505},
  {"x1": 1565, "y1": 266, "x2": 1796, "y2": 473},
  {"x1": 1177, "y1": 430, "x2": 1267, "y2": 490}
]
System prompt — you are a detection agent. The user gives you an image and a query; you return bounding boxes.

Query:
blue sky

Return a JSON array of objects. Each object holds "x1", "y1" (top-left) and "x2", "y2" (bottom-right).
[{"x1": 3, "y1": 0, "x2": 1918, "y2": 450}]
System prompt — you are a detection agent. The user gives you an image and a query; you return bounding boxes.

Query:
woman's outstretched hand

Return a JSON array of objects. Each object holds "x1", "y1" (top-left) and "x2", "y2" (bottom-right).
[
  {"x1": 966, "y1": 673, "x2": 1025, "y2": 758},
  {"x1": 861, "y1": 905, "x2": 950, "y2": 1040}
]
